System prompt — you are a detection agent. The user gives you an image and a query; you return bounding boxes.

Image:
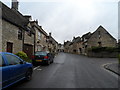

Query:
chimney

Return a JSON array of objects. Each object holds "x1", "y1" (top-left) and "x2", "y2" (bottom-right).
[
  {"x1": 49, "y1": 32, "x2": 51, "y2": 37},
  {"x1": 36, "y1": 19, "x2": 38, "y2": 24},
  {"x1": 12, "y1": 0, "x2": 19, "y2": 11},
  {"x1": 73, "y1": 37, "x2": 75, "y2": 39}
]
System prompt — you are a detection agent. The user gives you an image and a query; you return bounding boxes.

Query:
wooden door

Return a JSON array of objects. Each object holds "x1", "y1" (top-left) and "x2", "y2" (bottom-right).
[
  {"x1": 7, "y1": 42, "x2": 13, "y2": 53},
  {"x1": 23, "y1": 44, "x2": 33, "y2": 59}
]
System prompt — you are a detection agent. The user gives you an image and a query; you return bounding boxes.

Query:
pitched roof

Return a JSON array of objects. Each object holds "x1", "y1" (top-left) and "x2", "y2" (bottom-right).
[
  {"x1": 72, "y1": 37, "x2": 81, "y2": 43},
  {"x1": 64, "y1": 41, "x2": 72, "y2": 46},
  {"x1": 90, "y1": 25, "x2": 116, "y2": 40},
  {"x1": 0, "y1": 1, "x2": 29, "y2": 29},
  {"x1": 81, "y1": 32, "x2": 91, "y2": 40},
  {"x1": 30, "y1": 21, "x2": 48, "y2": 36}
]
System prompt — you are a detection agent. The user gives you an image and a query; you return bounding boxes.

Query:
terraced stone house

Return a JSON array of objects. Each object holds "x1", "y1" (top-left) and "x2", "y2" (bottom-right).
[
  {"x1": 0, "y1": 1, "x2": 35, "y2": 58},
  {"x1": 82, "y1": 25, "x2": 117, "y2": 55}
]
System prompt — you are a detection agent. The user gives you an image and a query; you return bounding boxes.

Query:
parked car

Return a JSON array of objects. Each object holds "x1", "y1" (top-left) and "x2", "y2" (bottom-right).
[
  {"x1": 32, "y1": 51, "x2": 54, "y2": 66},
  {"x1": 0, "y1": 52, "x2": 33, "y2": 89}
]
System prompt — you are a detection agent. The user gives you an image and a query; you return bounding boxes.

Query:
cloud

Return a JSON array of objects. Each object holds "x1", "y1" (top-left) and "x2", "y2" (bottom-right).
[
  {"x1": 1, "y1": 0, "x2": 118, "y2": 43},
  {"x1": 39, "y1": 1, "x2": 118, "y2": 43}
]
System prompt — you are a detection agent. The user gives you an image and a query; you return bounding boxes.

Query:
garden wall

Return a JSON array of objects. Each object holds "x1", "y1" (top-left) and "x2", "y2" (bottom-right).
[{"x1": 87, "y1": 51, "x2": 118, "y2": 58}]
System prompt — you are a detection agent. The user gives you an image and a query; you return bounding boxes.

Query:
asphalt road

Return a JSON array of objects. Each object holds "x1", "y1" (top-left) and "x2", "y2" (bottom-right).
[{"x1": 10, "y1": 53, "x2": 118, "y2": 88}]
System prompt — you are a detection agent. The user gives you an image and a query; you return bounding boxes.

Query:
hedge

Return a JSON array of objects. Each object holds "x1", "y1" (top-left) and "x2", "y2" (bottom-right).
[
  {"x1": 88, "y1": 47, "x2": 119, "y2": 53},
  {"x1": 15, "y1": 51, "x2": 32, "y2": 63}
]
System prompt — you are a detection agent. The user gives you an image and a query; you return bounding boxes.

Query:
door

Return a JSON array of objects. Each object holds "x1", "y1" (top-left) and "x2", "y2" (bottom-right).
[
  {"x1": 6, "y1": 42, "x2": 13, "y2": 53},
  {"x1": 23, "y1": 44, "x2": 33, "y2": 59}
]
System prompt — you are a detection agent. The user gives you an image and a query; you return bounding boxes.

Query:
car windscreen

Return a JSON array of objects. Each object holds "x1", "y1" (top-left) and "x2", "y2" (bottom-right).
[{"x1": 35, "y1": 52, "x2": 47, "y2": 56}]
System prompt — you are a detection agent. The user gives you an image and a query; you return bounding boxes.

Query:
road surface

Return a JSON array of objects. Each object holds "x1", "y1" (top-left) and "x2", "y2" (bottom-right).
[{"x1": 9, "y1": 53, "x2": 118, "y2": 88}]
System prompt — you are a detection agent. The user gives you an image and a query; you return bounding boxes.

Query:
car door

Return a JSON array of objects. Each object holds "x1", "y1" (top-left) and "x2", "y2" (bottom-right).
[
  {"x1": 0, "y1": 54, "x2": 1, "y2": 89},
  {"x1": 1, "y1": 54, "x2": 11, "y2": 88},
  {"x1": 3, "y1": 54, "x2": 27, "y2": 83}
]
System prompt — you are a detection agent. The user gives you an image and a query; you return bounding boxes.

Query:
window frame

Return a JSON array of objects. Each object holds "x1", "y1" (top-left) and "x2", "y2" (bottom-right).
[
  {"x1": 27, "y1": 27, "x2": 32, "y2": 37},
  {"x1": 38, "y1": 31, "x2": 41, "y2": 40},
  {"x1": 18, "y1": 29, "x2": 23, "y2": 40}
]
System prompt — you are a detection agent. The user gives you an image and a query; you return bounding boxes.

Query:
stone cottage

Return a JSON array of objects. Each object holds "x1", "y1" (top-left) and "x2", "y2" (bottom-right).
[
  {"x1": 87, "y1": 25, "x2": 117, "y2": 48},
  {"x1": 64, "y1": 41, "x2": 71, "y2": 53},
  {"x1": 82, "y1": 25, "x2": 117, "y2": 55},
  {"x1": 81, "y1": 32, "x2": 91, "y2": 55},
  {"x1": 48, "y1": 33, "x2": 58, "y2": 54},
  {"x1": 30, "y1": 20, "x2": 49, "y2": 52},
  {"x1": 1, "y1": 0, "x2": 35, "y2": 58}
]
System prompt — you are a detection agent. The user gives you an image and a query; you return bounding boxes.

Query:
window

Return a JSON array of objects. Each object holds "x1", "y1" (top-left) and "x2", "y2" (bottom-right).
[
  {"x1": 0, "y1": 55, "x2": 5, "y2": 67},
  {"x1": 18, "y1": 29, "x2": 22, "y2": 40},
  {"x1": 98, "y1": 42, "x2": 102, "y2": 47},
  {"x1": 27, "y1": 27, "x2": 32, "y2": 36},
  {"x1": 5, "y1": 54, "x2": 21, "y2": 65},
  {"x1": 98, "y1": 31, "x2": 101, "y2": 39},
  {"x1": 38, "y1": 32, "x2": 41, "y2": 40},
  {"x1": 44, "y1": 36, "x2": 46, "y2": 42}
]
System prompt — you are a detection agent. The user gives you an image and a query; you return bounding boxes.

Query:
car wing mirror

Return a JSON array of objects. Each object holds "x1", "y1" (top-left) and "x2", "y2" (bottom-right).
[
  {"x1": 20, "y1": 61, "x2": 26, "y2": 64},
  {"x1": 20, "y1": 61, "x2": 24, "y2": 64}
]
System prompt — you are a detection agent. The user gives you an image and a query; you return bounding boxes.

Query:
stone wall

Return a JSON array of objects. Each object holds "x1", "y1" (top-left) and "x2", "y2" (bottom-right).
[
  {"x1": 33, "y1": 26, "x2": 48, "y2": 52},
  {"x1": 2, "y1": 20, "x2": 22, "y2": 53},
  {"x1": 24, "y1": 31, "x2": 34, "y2": 45},
  {"x1": 87, "y1": 51, "x2": 118, "y2": 58}
]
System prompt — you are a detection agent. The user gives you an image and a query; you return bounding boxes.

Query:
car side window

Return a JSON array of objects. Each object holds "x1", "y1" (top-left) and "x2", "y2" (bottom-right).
[
  {"x1": 0, "y1": 54, "x2": 5, "y2": 67},
  {"x1": 4, "y1": 54, "x2": 21, "y2": 65}
]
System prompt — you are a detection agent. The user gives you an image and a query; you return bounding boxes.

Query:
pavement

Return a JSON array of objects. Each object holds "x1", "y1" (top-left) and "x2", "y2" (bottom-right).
[{"x1": 104, "y1": 63, "x2": 120, "y2": 76}]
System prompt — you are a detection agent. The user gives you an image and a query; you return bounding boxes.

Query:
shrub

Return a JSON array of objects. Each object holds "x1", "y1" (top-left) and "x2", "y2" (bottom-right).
[
  {"x1": 105, "y1": 47, "x2": 116, "y2": 52},
  {"x1": 15, "y1": 51, "x2": 32, "y2": 63},
  {"x1": 15, "y1": 51, "x2": 28, "y2": 58}
]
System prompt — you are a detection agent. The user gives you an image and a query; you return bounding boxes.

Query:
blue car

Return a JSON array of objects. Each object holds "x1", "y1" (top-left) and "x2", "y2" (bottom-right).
[{"x1": 0, "y1": 52, "x2": 33, "y2": 89}]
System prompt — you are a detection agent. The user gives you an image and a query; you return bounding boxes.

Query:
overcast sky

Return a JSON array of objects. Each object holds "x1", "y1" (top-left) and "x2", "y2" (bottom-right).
[{"x1": 1, "y1": 0, "x2": 119, "y2": 44}]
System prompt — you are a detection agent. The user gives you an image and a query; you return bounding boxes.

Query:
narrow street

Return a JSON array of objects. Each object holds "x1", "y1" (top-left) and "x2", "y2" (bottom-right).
[{"x1": 10, "y1": 53, "x2": 118, "y2": 88}]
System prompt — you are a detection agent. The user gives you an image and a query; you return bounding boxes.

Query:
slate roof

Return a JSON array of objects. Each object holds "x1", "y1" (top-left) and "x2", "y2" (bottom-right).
[
  {"x1": 94, "y1": 25, "x2": 116, "y2": 40},
  {"x1": 81, "y1": 32, "x2": 91, "y2": 40},
  {"x1": 64, "y1": 41, "x2": 72, "y2": 46},
  {"x1": 30, "y1": 21, "x2": 48, "y2": 36},
  {"x1": 72, "y1": 37, "x2": 81, "y2": 43},
  {"x1": 0, "y1": 1, "x2": 29, "y2": 29}
]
